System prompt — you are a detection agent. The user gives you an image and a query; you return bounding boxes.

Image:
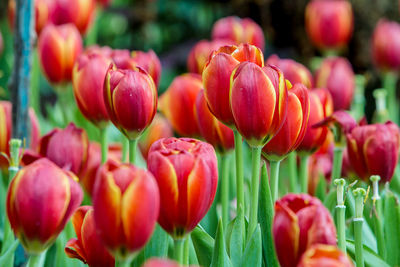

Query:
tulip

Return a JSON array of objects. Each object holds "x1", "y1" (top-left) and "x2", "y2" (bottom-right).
[
  {"x1": 308, "y1": 150, "x2": 332, "y2": 196},
  {"x1": 212, "y1": 16, "x2": 265, "y2": 51},
  {"x1": 93, "y1": 160, "x2": 159, "y2": 261},
  {"x1": 315, "y1": 57, "x2": 355, "y2": 110},
  {"x1": 7, "y1": 158, "x2": 83, "y2": 254},
  {"x1": 159, "y1": 73, "x2": 202, "y2": 137},
  {"x1": 38, "y1": 24, "x2": 83, "y2": 85},
  {"x1": 267, "y1": 55, "x2": 313, "y2": 88},
  {"x1": 110, "y1": 49, "x2": 131, "y2": 68},
  {"x1": 147, "y1": 137, "x2": 218, "y2": 238},
  {"x1": 346, "y1": 121, "x2": 400, "y2": 183},
  {"x1": 305, "y1": 0, "x2": 353, "y2": 49},
  {"x1": 298, "y1": 244, "x2": 354, "y2": 267},
  {"x1": 142, "y1": 258, "x2": 199, "y2": 267},
  {"x1": 85, "y1": 45, "x2": 113, "y2": 58},
  {"x1": 273, "y1": 194, "x2": 336, "y2": 267},
  {"x1": 52, "y1": 0, "x2": 96, "y2": 34},
  {"x1": 139, "y1": 114, "x2": 173, "y2": 160},
  {"x1": 65, "y1": 206, "x2": 115, "y2": 267}
]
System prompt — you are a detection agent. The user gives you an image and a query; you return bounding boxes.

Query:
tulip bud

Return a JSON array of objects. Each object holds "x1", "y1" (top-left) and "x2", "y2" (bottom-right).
[
  {"x1": 7, "y1": 158, "x2": 83, "y2": 254},
  {"x1": 230, "y1": 62, "x2": 288, "y2": 147},
  {"x1": 159, "y1": 74, "x2": 202, "y2": 137},
  {"x1": 52, "y1": 0, "x2": 96, "y2": 34},
  {"x1": 212, "y1": 16, "x2": 265, "y2": 51},
  {"x1": 139, "y1": 114, "x2": 173, "y2": 160},
  {"x1": 305, "y1": 0, "x2": 353, "y2": 49},
  {"x1": 298, "y1": 244, "x2": 354, "y2": 267},
  {"x1": 263, "y1": 84, "x2": 310, "y2": 161},
  {"x1": 38, "y1": 24, "x2": 83, "y2": 85},
  {"x1": 147, "y1": 137, "x2": 218, "y2": 238},
  {"x1": 346, "y1": 121, "x2": 400, "y2": 183},
  {"x1": 202, "y1": 43, "x2": 264, "y2": 127},
  {"x1": 315, "y1": 57, "x2": 355, "y2": 110},
  {"x1": 73, "y1": 52, "x2": 112, "y2": 128},
  {"x1": 266, "y1": 55, "x2": 313, "y2": 88},
  {"x1": 93, "y1": 160, "x2": 159, "y2": 260},
  {"x1": 371, "y1": 19, "x2": 400, "y2": 71},
  {"x1": 103, "y1": 65, "x2": 157, "y2": 140},
  {"x1": 273, "y1": 194, "x2": 336, "y2": 267},
  {"x1": 65, "y1": 206, "x2": 115, "y2": 267}
]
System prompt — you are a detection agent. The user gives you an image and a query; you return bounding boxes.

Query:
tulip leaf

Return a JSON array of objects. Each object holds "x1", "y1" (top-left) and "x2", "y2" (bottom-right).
[
  {"x1": 210, "y1": 219, "x2": 232, "y2": 267},
  {"x1": 0, "y1": 239, "x2": 18, "y2": 267},
  {"x1": 144, "y1": 224, "x2": 170, "y2": 258},
  {"x1": 346, "y1": 239, "x2": 389, "y2": 267},
  {"x1": 384, "y1": 191, "x2": 400, "y2": 266},
  {"x1": 228, "y1": 206, "x2": 244, "y2": 267},
  {"x1": 323, "y1": 189, "x2": 337, "y2": 214},
  {"x1": 316, "y1": 173, "x2": 327, "y2": 202},
  {"x1": 191, "y1": 226, "x2": 214, "y2": 267},
  {"x1": 240, "y1": 225, "x2": 262, "y2": 267},
  {"x1": 188, "y1": 235, "x2": 199, "y2": 265}
]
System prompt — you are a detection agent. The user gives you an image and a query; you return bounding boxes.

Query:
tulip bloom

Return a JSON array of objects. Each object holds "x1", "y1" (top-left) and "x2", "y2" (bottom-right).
[
  {"x1": 65, "y1": 206, "x2": 115, "y2": 267},
  {"x1": 38, "y1": 24, "x2": 83, "y2": 85},
  {"x1": 159, "y1": 74, "x2": 202, "y2": 137},
  {"x1": 147, "y1": 137, "x2": 218, "y2": 238},
  {"x1": 195, "y1": 90, "x2": 234, "y2": 153},
  {"x1": 202, "y1": 44, "x2": 264, "y2": 126},
  {"x1": 371, "y1": 19, "x2": 400, "y2": 71},
  {"x1": 298, "y1": 244, "x2": 354, "y2": 267},
  {"x1": 7, "y1": 158, "x2": 83, "y2": 254},
  {"x1": 267, "y1": 55, "x2": 313, "y2": 88},
  {"x1": 305, "y1": 0, "x2": 353, "y2": 49},
  {"x1": 93, "y1": 160, "x2": 159, "y2": 259},
  {"x1": 103, "y1": 65, "x2": 157, "y2": 140},
  {"x1": 315, "y1": 57, "x2": 355, "y2": 110},
  {"x1": 212, "y1": 16, "x2": 265, "y2": 51},
  {"x1": 273, "y1": 194, "x2": 336, "y2": 267},
  {"x1": 346, "y1": 121, "x2": 400, "y2": 183},
  {"x1": 263, "y1": 84, "x2": 310, "y2": 161}
]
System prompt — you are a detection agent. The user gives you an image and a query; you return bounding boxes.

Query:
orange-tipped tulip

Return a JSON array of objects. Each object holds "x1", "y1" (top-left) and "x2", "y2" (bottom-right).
[
  {"x1": 315, "y1": 57, "x2": 355, "y2": 110},
  {"x1": 305, "y1": 0, "x2": 353, "y2": 49},
  {"x1": 263, "y1": 84, "x2": 310, "y2": 161},
  {"x1": 202, "y1": 44, "x2": 264, "y2": 127},
  {"x1": 7, "y1": 158, "x2": 83, "y2": 254},
  {"x1": 298, "y1": 244, "x2": 354, "y2": 267},
  {"x1": 65, "y1": 206, "x2": 115, "y2": 267},
  {"x1": 159, "y1": 73, "x2": 202, "y2": 137},
  {"x1": 38, "y1": 24, "x2": 83, "y2": 85},
  {"x1": 195, "y1": 90, "x2": 234, "y2": 153},
  {"x1": 147, "y1": 137, "x2": 218, "y2": 238},
  {"x1": 73, "y1": 52, "x2": 112, "y2": 128},
  {"x1": 273, "y1": 194, "x2": 336, "y2": 267},
  {"x1": 103, "y1": 65, "x2": 157, "y2": 140},
  {"x1": 212, "y1": 16, "x2": 265, "y2": 51},
  {"x1": 230, "y1": 62, "x2": 288, "y2": 147},
  {"x1": 93, "y1": 160, "x2": 159, "y2": 260}
]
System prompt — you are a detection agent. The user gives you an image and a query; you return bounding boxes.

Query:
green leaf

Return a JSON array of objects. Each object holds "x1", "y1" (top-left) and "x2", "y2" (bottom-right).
[
  {"x1": 210, "y1": 219, "x2": 232, "y2": 267},
  {"x1": 191, "y1": 226, "x2": 214, "y2": 267},
  {"x1": 144, "y1": 224, "x2": 170, "y2": 259},
  {"x1": 384, "y1": 191, "x2": 400, "y2": 266},
  {"x1": 0, "y1": 239, "x2": 18, "y2": 267},
  {"x1": 346, "y1": 239, "x2": 389, "y2": 267},
  {"x1": 228, "y1": 206, "x2": 244, "y2": 267},
  {"x1": 323, "y1": 189, "x2": 337, "y2": 214},
  {"x1": 188, "y1": 235, "x2": 199, "y2": 265},
  {"x1": 316, "y1": 173, "x2": 327, "y2": 201},
  {"x1": 240, "y1": 225, "x2": 262, "y2": 267}
]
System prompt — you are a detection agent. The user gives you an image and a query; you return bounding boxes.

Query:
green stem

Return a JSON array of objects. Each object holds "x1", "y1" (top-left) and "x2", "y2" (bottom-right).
[
  {"x1": 27, "y1": 254, "x2": 41, "y2": 267},
  {"x1": 234, "y1": 130, "x2": 244, "y2": 213},
  {"x1": 288, "y1": 152, "x2": 298, "y2": 193},
  {"x1": 122, "y1": 136, "x2": 128, "y2": 163},
  {"x1": 270, "y1": 160, "x2": 281, "y2": 202},
  {"x1": 336, "y1": 206, "x2": 346, "y2": 252},
  {"x1": 383, "y1": 72, "x2": 398, "y2": 124},
  {"x1": 331, "y1": 146, "x2": 343, "y2": 182},
  {"x1": 248, "y1": 146, "x2": 262, "y2": 240},
  {"x1": 183, "y1": 236, "x2": 190, "y2": 265},
  {"x1": 115, "y1": 260, "x2": 132, "y2": 267},
  {"x1": 352, "y1": 75, "x2": 366, "y2": 121},
  {"x1": 129, "y1": 139, "x2": 138, "y2": 165},
  {"x1": 354, "y1": 220, "x2": 364, "y2": 267},
  {"x1": 373, "y1": 199, "x2": 386, "y2": 259},
  {"x1": 174, "y1": 238, "x2": 185, "y2": 264},
  {"x1": 56, "y1": 87, "x2": 69, "y2": 126},
  {"x1": 299, "y1": 154, "x2": 310, "y2": 193},
  {"x1": 221, "y1": 153, "x2": 230, "y2": 227},
  {"x1": 100, "y1": 126, "x2": 108, "y2": 164}
]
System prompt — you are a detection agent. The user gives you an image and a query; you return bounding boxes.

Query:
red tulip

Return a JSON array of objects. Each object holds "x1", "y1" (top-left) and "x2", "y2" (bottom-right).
[
  {"x1": 230, "y1": 62, "x2": 288, "y2": 147},
  {"x1": 212, "y1": 16, "x2": 265, "y2": 51},
  {"x1": 298, "y1": 244, "x2": 354, "y2": 267},
  {"x1": 195, "y1": 90, "x2": 234, "y2": 153},
  {"x1": 38, "y1": 24, "x2": 83, "y2": 85},
  {"x1": 52, "y1": 0, "x2": 96, "y2": 34},
  {"x1": 273, "y1": 194, "x2": 336, "y2": 267},
  {"x1": 315, "y1": 57, "x2": 355, "y2": 110},
  {"x1": 263, "y1": 84, "x2": 310, "y2": 161},
  {"x1": 147, "y1": 137, "x2": 218, "y2": 238},
  {"x1": 159, "y1": 73, "x2": 202, "y2": 137},
  {"x1": 308, "y1": 150, "x2": 332, "y2": 196},
  {"x1": 346, "y1": 121, "x2": 400, "y2": 183},
  {"x1": 305, "y1": 0, "x2": 353, "y2": 49},
  {"x1": 314, "y1": 111, "x2": 357, "y2": 141},
  {"x1": 139, "y1": 114, "x2": 174, "y2": 160},
  {"x1": 65, "y1": 206, "x2": 115, "y2": 267},
  {"x1": 93, "y1": 160, "x2": 159, "y2": 259},
  {"x1": 103, "y1": 65, "x2": 157, "y2": 140},
  {"x1": 371, "y1": 19, "x2": 400, "y2": 71},
  {"x1": 202, "y1": 43, "x2": 264, "y2": 127},
  {"x1": 142, "y1": 258, "x2": 200, "y2": 267},
  {"x1": 267, "y1": 55, "x2": 313, "y2": 88},
  {"x1": 7, "y1": 158, "x2": 83, "y2": 253},
  {"x1": 85, "y1": 45, "x2": 113, "y2": 58}
]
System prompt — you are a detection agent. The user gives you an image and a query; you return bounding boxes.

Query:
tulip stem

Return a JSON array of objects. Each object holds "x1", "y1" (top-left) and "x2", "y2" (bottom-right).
[
  {"x1": 353, "y1": 188, "x2": 366, "y2": 267},
  {"x1": 221, "y1": 153, "x2": 230, "y2": 227},
  {"x1": 27, "y1": 254, "x2": 41, "y2": 267},
  {"x1": 100, "y1": 126, "x2": 108, "y2": 164},
  {"x1": 248, "y1": 146, "x2": 262, "y2": 240},
  {"x1": 383, "y1": 72, "x2": 398, "y2": 124},
  {"x1": 270, "y1": 160, "x2": 281, "y2": 202},
  {"x1": 331, "y1": 146, "x2": 343, "y2": 182},
  {"x1": 115, "y1": 260, "x2": 132, "y2": 267},
  {"x1": 288, "y1": 152, "x2": 298, "y2": 193},
  {"x1": 174, "y1": 238, "x2": 185, "y2": 264},
  {"x1": 129, "y1": 139, "x2": 138, "y2": 165},
  {"x1": 370, "y1": 176, "x2": 386, "y2": 259},
  {"x1": 334, "y1": 179, "x2": 346, "y2": 252},
  {"x1": 122, "y1": 137, "x2": 128, "y2": 163},
  {"x1": 234, "y1": 130, "x2": 244, "y2": 214},
  {"x1": 299, "y1": 154, "x2": 310, "y2": 193},
  {"x1": 56, "y1": 87, "x2": 69, "y2": 126}
]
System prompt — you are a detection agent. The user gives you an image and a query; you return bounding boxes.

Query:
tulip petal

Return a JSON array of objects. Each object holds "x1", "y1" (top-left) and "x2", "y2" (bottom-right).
[{"x1": 65, "y1": 238, "x2": 87, "y2": 263}]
